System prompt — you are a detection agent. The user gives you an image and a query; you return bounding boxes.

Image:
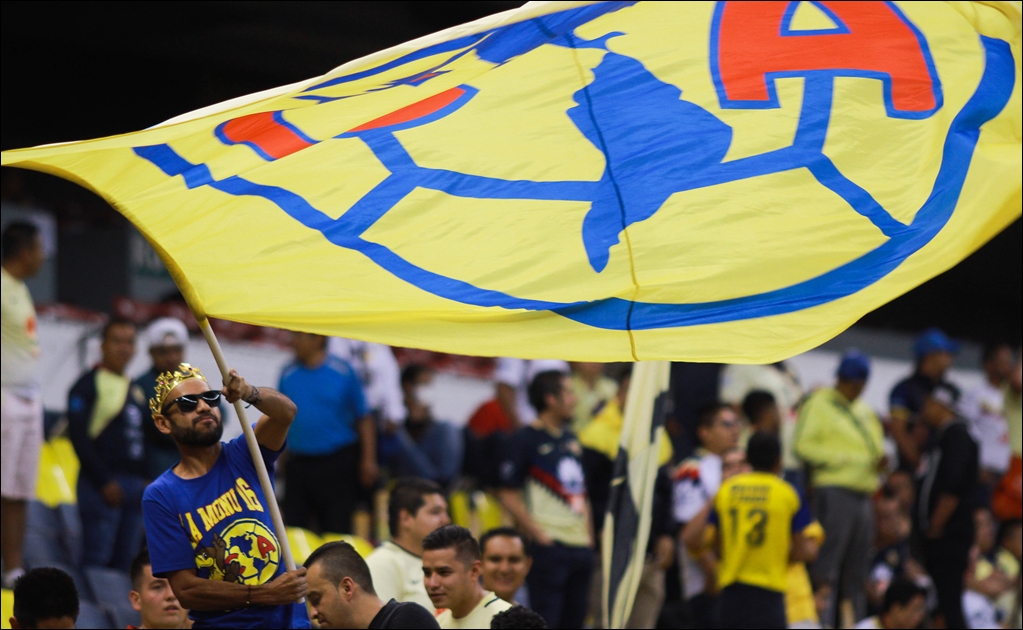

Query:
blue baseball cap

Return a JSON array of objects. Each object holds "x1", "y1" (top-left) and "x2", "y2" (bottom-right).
[
  {"x1": 914, "y1": 328, "x2": 960, "y2": 359},
  {"x1": 837, "y1": 349, "x2": 871, "y2": 381}
]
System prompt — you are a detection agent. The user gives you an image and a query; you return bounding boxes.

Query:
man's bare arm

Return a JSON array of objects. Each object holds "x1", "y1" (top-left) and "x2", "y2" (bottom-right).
[
  {"x1": 167, "y1": 567, "x2": 307, "y2": 611},
  {"x1": 221, "y1": 369, "x2": 297, "y2": 452},
  {"x1": 790, "y1": 531, "x2": 820, "y2": 564},
  {"x1": 927, "y1": 494, "x2": 960, "y2": 539},
  {"x1": 357, "y1": 415, "x2": 378, "y2": 489},
  {"x1": 497, "y1": 488, "x2": 552, "y2": 545}
]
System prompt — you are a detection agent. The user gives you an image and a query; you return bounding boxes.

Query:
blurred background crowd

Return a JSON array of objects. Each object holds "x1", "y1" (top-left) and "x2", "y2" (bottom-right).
[
  {"x1": 2, "y1": 209, "x2": 1021, "y2": 628},
  {"x1": 2, "y1": 2, "x2": 1021, "y2": 626}
]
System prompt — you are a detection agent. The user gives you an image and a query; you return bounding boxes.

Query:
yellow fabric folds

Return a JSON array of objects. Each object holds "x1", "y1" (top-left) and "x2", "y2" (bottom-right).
[{"x1": 2, "y1": 1, "x2": 1020, "y2": 361}]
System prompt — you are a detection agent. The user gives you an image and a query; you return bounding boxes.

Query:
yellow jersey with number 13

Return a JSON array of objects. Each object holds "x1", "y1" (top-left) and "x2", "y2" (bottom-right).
[{"x1": 712, "y1": 471, "x2": 812, "y2": 593}]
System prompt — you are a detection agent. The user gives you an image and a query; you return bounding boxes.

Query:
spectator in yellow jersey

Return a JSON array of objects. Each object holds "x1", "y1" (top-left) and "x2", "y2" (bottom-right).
[
  {"x1": 795, "y1": 349, "x2": 884, "y2": 627},
  {"x1": 422, "y1": 526, "x2": 512, "y2": 629},
  {"x1": 0, "y1": 221, "x2": 45, "y2": 589},
  {"x1": 710, "y1": 432, "x2": 818, "y2": 629},
  {"x1": 366, "y1": 478, "x2": 450, "y2": 612}
]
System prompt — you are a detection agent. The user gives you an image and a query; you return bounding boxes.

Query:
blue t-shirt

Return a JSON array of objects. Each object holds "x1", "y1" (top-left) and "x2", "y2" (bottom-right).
[
  {"x1": 278, "y1": 356, "x2": 367, "y2": 455},
  {"x1": 142, "y1": 436, "x2": 310, "y2": 629}
]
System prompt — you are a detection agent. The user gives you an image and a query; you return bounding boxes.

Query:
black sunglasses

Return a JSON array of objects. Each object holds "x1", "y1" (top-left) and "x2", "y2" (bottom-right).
[{"x1": 163, "y1": 391, "x2": 222, "y2": 414}]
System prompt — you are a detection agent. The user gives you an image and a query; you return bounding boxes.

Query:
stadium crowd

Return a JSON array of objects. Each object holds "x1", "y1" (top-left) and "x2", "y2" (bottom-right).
[{"x1": 2, "y1": 220, "x2": 1022, "y2": 629}]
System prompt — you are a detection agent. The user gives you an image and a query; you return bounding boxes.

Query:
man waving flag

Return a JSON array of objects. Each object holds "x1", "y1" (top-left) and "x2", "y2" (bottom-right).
[{"x1": 2, "y1": 1, "x2": 1019, "y2": 362}]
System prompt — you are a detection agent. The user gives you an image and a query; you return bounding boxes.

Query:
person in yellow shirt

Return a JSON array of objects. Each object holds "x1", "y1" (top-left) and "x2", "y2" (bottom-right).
[
  {"x1": 794, "y1": 349, "x2": 884, "y2": 627},
  {"x1": 711, "y1": 432, "x2": 818, "y2": 629},
  {"x1": 422, "y1": 525, "x2": 512, "y2": 629}
]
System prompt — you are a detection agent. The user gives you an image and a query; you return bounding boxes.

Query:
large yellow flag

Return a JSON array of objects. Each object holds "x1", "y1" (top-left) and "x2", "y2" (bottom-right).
[{"x1": 2, "y1": 1, "x2": 1020, "y2": 361}]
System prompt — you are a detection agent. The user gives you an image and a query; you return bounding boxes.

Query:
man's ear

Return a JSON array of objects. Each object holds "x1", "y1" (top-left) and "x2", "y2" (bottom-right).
[
  {"x1": 10, "y1": 617, "x2": 21, "y2": 630},
  {"x1": 153, "y1": 413, "x2": 173, "y2": 436},
  {"x1": 129, "y1": 590, "x2": 142, "y2": 612},
  {"x1": 340, "y1": 576, "x2": 357, "y2": 600},
  {"x1": 524, "y1": 555, "x2": 533, "y2": 573},
  {"x1": 470, "y1": 559, "x2": 482, "y2": 580}
]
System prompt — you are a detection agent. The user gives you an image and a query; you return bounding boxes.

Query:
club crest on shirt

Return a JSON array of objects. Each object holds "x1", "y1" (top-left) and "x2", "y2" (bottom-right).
[{"x1": 194, "y1": 518, "x2": 281, "y2": 585}]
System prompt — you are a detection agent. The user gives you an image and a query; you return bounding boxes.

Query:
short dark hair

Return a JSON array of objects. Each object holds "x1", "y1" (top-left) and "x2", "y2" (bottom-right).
[
  {"x1": 102, "y1": 317, "x2": 136, "y2": 342},
  {"x1": 882, "y1": 578, "x2": 926, "y2": 613},
  {"x1": 401, "y1": 363, "x2": 431, "y2": 389},
  {"x1": 491, "y1": 606, "x2": 548, "y2": 629},
  {"x1": 12, "y1": 567, "x2": 80, "y2": 628},
  {"x1": 304, "y1": 541, "x2": 376, "y2": 596},
  {"x1": 1, "y1": 221, "x2": 39, "y2": 263},
  {"x1": 422, "y1": 524, "x2": 480, "y2": 567},
  {"x1": 741, "y1": 390, "x2": 776, "y2": 425},
  {"x1": 130, "y1": 547, "x2": 151, "y2": 591},
  {"x1": 528, "y1": 370, "x2": 567, "y2": 414},
  {"x1": 746, "y1": 431, "x2": 781, "y2": 472},
  {"x1": 388, "y1": 477, "x2": 444, "y2": 537},
  {"x1": 479, "y1": 527, "x2": 530, "y2": 557},
  {"x1": 695, "y1": 403, "x2": 730, "y2": 432}
]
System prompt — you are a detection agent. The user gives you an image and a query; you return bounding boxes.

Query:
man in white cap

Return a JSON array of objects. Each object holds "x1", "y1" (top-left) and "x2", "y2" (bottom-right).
[{"x1": 134, "y1": 317, "x2": 194, "y2": 478}]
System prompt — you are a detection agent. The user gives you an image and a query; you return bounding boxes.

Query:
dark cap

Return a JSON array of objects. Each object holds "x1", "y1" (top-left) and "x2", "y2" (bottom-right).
[
  {"x1": 837, "y1": 349, "x2": 870, "y2": 381},
  {"x1": 914, "y1": 328, "x2": 960, "y2": 360}
]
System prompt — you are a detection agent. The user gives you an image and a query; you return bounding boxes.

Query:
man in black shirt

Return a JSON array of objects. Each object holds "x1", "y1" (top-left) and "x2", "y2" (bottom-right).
[
  {"x1": 916, "y1": 382, "x2": 978, "y2": 629},
  {"x1": 889, "y1": 328, "x2": 959, "y2": 471},
  {"x1": 305, "y1": 541, "x2": 439, "y2": 629}
]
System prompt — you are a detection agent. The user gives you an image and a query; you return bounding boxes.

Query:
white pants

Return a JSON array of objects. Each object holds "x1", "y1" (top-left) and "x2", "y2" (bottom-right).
[{"x1": 0, "y1": 388, "x2": 43, "y2": 501}]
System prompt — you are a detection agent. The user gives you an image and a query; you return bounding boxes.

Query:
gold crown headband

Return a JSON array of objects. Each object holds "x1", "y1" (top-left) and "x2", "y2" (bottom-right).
[{"x1": 150, "y1": 363, "x2": 209, "y2": 418}]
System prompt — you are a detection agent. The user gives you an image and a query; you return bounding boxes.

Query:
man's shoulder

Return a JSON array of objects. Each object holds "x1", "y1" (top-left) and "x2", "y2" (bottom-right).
[
  {"x1": 142, "y1": 469, "x2": 180, "y2": 505},
  {"x1": 480, "y1": 592, "x2": 513, "y2": 614},
  {"x1": 324, "y1": 355, "x2": 358, "y2": 379},
  {"x1": 368, "y1": 541, "x2": 413, "y2": 566},
  {"x1": 382, "y1": 601, "x2": 440, "y2": 629},
  {"x1": 67, "y1": 368, "x2": 99, "y2": 407},
  {"x1": 279, "y1": 361, "x2": 303, "y2": 382}
]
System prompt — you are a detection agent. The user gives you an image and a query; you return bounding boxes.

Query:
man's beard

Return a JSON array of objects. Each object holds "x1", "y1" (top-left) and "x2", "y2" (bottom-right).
[{"x1": 171, "y1": 412, "x2": 223, "y2": 447}]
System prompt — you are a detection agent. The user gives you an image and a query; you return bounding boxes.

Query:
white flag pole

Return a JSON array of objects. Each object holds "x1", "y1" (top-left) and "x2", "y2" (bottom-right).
[{"x1": 197, "y1": 317, "x2": 298, "y2": 574}]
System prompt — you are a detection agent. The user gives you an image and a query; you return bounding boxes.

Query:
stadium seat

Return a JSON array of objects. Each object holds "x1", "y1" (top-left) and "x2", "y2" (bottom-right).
[
  {"x1": 34, "y1": 437, "x2": 78, "y2": 507},
  {"x1": 56, "y1": 503, "x2": 83, "y2": 566},
  {"x1": 76, "y1": 601, "x2": 113, "y2": 629},
  {"x1": 449, "y1": 490, "x2": 471, "y2": 529},
  {"x1": 26, "y1": 500, "x2": 60, "y2": 536},
  {"x1": 23, "y1": 530, "x2": 69, "y2": 569},
  {"x1": 321, "y1": 533, "x2": 376, "y2": 558},
  {"x1": 285, "y1": 527, "x2": 322, "y2": 565},
  {"x1": 23, "y1": 500, "x2": 79, "y2": 568},
  {"x1": 474, "y1": 491, "x2": 507, "y2": 532},
  {"x1": 84, "y1": 566, "x2": 140, "y2": 629},
  {"x1": 1, "y1": 589, "x2": 12, "y2": 630}
]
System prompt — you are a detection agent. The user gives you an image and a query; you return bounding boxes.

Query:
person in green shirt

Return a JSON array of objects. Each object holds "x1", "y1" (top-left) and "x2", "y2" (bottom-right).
[{"x1": 795, "y1": 349, "x2": 885, "y2": 628}]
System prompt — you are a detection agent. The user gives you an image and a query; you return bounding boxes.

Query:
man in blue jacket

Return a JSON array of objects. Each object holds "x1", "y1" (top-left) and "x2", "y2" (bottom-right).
[{"x1": 67, "y1": 319, "x2": 146, "y2": 571}]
